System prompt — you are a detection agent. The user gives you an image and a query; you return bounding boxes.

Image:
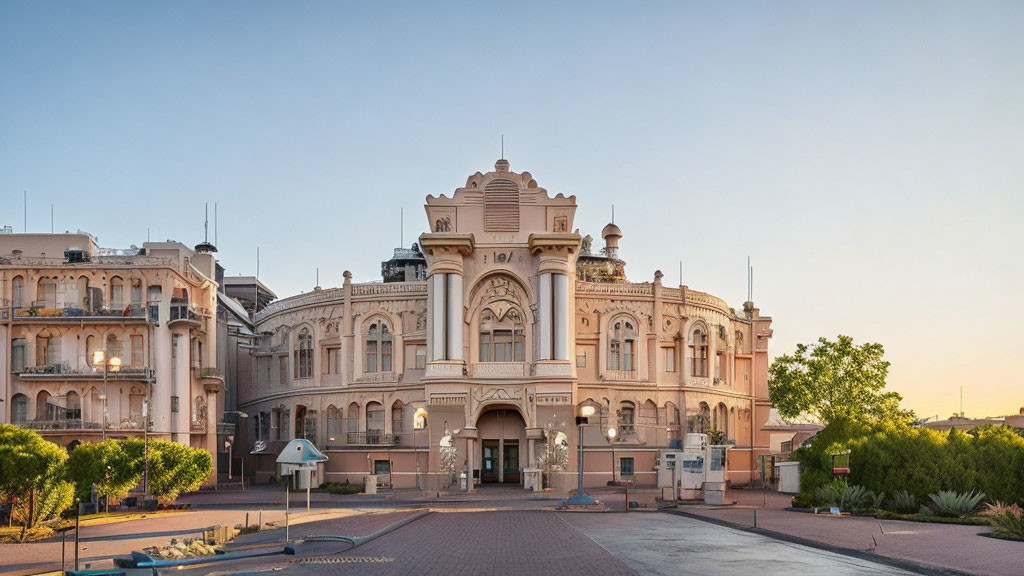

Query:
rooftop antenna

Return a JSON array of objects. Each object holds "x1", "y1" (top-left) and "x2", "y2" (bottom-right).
[
  {"x1": 204, "y1": 202, "x2": 209, "y2": 243},
  {"x1": 679, "y1": 260, "x2": 683, "y2": 286},
  {"x1": 747, "y1": 257, "x2": 752, "y2": 301},
  {"x1": 214, "y1": 202, "x2": 218, "y2": 246},
  {"x1": 147, "y1": 228, "x2": 150, "y2": 243},
  {"x1": 611, "y1": 204, "x2": 615, "y2": 224},
  {"x1": 316, "y1": 267, "x2": 319, "y2": 287}
]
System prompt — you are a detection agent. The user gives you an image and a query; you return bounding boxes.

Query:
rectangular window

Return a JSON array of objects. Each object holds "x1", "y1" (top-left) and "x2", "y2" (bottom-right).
[
  {"x1": 382, "y1": 340, "x2": 392, "y2": 371},
  {"x1": 623, "y1": 341, "x2": 634, "y2": 371},
  {"x1": 479, "y1": 333, "x2": 491, "y2": 363},
  {"x1": 279, "y1": 355, "x2": 288, "y2": 385},
  {"x1": 576, "y1": 348, "x2": 587, "y2": 367},
  {"x1": 715, "y1": 354, "x2": 722, "y2": 379},
  {"x1": 415, "y1": 346, "x2": 426, "y2": 369},
  {"x1": 366, "y1": 342, "x2": 377, "y2": 372},
  {"x1": 324, "y1": 347, "x2": 340, "y2": 374},
  {"x1": 609, "y1": 341, "x2": 620, "y2": 370},
  {"x1": 131, "y1": 335, "x2": 144, "y2": 367},
  {"x1": 171, "y1": 396, "x2": 179, "y2": 413},
  {"x1": 664, "y1": 347, "x2": 675, "y2": 372},
  {"x1": 111, "y1": 285, "x2": 123, "y2": 309},
  {"x1": 11, "y1": 339, "x2": 26, "y2": 372},
  {"x1": 620, "y1": 457, "x2": 635, "y2": 476}
]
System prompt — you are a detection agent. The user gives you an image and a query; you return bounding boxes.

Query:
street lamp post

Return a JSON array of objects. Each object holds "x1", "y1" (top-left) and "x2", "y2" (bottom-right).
[
  {"x1": 606, "y1": 427, "x2": 618, "y2": 484},
  {"x1": 93, "y1": 351, "x2": 121, "y2": 441},
  {"x1": 567, "y1": 405, "x2": 597, "y2": 506}
]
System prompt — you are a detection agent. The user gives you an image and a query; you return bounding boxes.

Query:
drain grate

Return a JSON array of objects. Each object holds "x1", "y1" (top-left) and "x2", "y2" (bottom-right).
[{"x1": 295, "y1": 556, "x2": 395, "y2": 564}]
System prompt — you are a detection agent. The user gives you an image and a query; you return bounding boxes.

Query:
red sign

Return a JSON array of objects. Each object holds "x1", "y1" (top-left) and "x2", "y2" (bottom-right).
[{"x1": 833, "y1": 467, "x2": 850, "y2": 474}]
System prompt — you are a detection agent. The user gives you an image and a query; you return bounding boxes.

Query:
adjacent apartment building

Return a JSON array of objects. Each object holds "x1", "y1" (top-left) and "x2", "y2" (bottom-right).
[
  {"x1": 0, "y1": 232, "x2": 224, "y2": 479},
  {"x1": 236, "y1": 159, "x2": 777, "y2": 491}
]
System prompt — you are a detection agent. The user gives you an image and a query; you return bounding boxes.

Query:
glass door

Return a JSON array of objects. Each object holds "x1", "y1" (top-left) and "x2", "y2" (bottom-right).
[
  {"x1": 503, "y1": 441, "x2": 520, "y2": 483},
  {"x1": 482, "y1": 440, "x2": 499, "y2": 483}
]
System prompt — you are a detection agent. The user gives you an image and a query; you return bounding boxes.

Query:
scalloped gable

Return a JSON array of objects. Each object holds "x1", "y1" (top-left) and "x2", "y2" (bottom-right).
[{"x1": 424, "y1": 159, "x2": 577, "y2": 242}]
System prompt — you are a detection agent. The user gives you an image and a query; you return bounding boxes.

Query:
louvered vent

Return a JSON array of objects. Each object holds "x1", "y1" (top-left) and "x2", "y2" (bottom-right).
[{"x1": 484, "y1": 178, "x2": 520, "y2": 232}]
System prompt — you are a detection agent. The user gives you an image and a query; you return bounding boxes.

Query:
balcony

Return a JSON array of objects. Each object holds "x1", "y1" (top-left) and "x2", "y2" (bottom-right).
[
  {"x1": 23, "y1": 418, "x2": 149, "y2": 432},
  {"x1": 197, "y1": 366, "x2": 225, "y2": 393},
  {"x1": 15, "y1": 365, "x2": 154, "y2": 381},
  {"x1": 168, "y1": 299, "x2": 201, "y2": 328},
  {"x1": 333, "y1": 431, "x2": 400, "y2": 447},
  {"x1": 9, "y1": 304, "x2": 149, "y2": 323}
]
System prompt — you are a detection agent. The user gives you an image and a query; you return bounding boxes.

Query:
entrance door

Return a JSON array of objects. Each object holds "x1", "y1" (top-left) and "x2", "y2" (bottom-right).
[
  {"x1": 503, "y1": 440, "x2": 520, "y2": 483},
  {"x1": 482, "y1": 440, "x2": 500, "y2": 483}
]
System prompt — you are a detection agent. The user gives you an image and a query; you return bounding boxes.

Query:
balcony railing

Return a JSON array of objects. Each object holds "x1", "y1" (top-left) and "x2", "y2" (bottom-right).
[
  {"x1": 9, "y1": 304, "x2": 148, "y2": 321},
  {"x1": 22, "y1": 418, "x2": 149, "y2": 432},
  {"x1": 340, "y1": 431, "x2": 399, "y2": 446},
  {"x1": 16, "y1": 364, "x2": 154, "y2": 379}
]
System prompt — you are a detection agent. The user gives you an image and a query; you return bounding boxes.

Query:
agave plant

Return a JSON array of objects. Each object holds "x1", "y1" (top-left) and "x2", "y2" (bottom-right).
[
  {"x1": 920, "y1": 490, "x2": 987, "y2": 518},
  {"x1": 814, "y1": 478, "x2": 848, "y2": 507},
  {"x1": 888, "y1": 490, "x2": 917, "y2": 514},
  {"x1": 839, "y1": 484, "x2": 874, "y2": 511},
  {"x1": 987, "y1": 505, "x2": 1024, "y2": 540}
]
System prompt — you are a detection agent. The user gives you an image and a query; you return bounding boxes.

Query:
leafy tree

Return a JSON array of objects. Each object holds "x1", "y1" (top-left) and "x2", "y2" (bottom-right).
[
  {"x1": 147, "y1": 440, "x2": 212, "y2": 504},
  {"x1": 67, "y1": 439, "x2": 145, "y2": 504},
  {"x1": 0, "y1": 425, "x2": 74, "y2": 529},
  {"x1": 769, "y1": 335, "x2": 914, "y2": 426}
]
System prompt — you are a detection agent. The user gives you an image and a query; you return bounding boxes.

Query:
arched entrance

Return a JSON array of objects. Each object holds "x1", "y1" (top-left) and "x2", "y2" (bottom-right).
[{"x1": 474, "y1": 406, "x2": 527, "y2": 484}]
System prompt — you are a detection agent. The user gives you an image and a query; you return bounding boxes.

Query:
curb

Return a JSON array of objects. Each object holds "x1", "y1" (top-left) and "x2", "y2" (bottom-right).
[{"x1": 663, "y1": 508, "x2": 980, "y2": 576}]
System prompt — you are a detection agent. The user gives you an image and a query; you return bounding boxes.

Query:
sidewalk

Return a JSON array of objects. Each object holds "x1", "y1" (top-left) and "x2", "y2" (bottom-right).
[{"x1": 676, "y1": 488, "x2": 1024, "y2": 576}]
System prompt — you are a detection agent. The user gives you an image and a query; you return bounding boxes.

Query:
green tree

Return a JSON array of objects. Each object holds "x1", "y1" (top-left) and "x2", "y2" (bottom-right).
[
  {"x1": 147, "y1": 441, "x2": 212, "y2": 504},
  {"x1": 67, "y1": 439, "x2": 145, "y2": 505},
  {"x1": 0, "y1": 424, "x2": 74, "y2": 529},
  {"x1": 768, "y1": 335, "x2": 914, "y2": 426}
]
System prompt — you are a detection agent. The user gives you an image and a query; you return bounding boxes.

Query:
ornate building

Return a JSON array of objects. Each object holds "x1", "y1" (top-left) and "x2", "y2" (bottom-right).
[
  {"x1": 0, "y1": 233, "x2": 224, "y2": 480},
  {"x1": 237, "y1": 158, "x2": 776, "y2": 491}
]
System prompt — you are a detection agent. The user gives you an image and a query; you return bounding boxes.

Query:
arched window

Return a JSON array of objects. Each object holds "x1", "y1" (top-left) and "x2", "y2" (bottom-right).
[
  {"x1": 294, "y1": 405, "x2": 307, "y2": 439},
  {"x1": 36, "y1": 330, "x2": 60, "y2": 367},
  {"x1": 12, "y1": 275, "x2": 25, "y2": 309},
  {"x1": 66, "y1": 391, "x2": 81, "y2": 420},
  {"x1": 413, "y1": 407, "x2": 428, "y2": 430},
  {"x1": 690, "y1": 327, "x2": 708, "y2": 377},
  {"x1": 716, "y1": 402, "x2": 728, "y2": 439},
  {"x1": 735, "y1": 331, "x2": 744, "y2": 355},
  {"x1": 617, "y1": 401, "x2": 636, "y2": 436},
  {"x1": 11, "y1": 393, "x2": 28, "y2": 424},
  {"x1": 325, "y1": 405, "x2": 340, "y2": 443},
  {"x1": 608, "y1": 319, "x2": 636, "y2": 371},
  {"x1": 109, "y1": 276, "x2": 125, "y2": 310},
  {"x1": 479, "y1": 306, "x2": 525, "y2": 362},
  {"x1": 346, "y1": 402, "x2": 360, "y2": 439},
  {"x1": 365, "y1": 321, "x2": 392, "y2": 372},
  {"x1": 366, "y1": 402, "x2": 384, "y2": 442},
  {"x1": 391, "y1": 401, "x2": 404, "y2": 435},
  {"x1": 294, "y1": 328, "x2": 313, "y2": 379},
  {"x1": 666, "y1": 402, "x2": 681, "y2": 445},
  {"x1": 698, "y1": 402, "x2": 711, "y2": 434},
  {"x1": 36, "y1": 390, "x2": 52, "y2": 422}
]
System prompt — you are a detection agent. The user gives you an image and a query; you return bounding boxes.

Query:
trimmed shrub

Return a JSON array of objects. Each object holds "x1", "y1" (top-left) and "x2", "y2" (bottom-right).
[{"x1": 793, "y1": 420, "x2": 1024, "y2": 508}]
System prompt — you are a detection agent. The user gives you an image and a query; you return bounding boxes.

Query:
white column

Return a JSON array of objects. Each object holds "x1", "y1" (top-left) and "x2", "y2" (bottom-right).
[
  {"x1": 538, "y1": 273, "x2": 552, "y2": 360},
  {"x1": 173, "y1": 330, "x2": 190, "y2": 443},
  {"x1": 553, "y1": 273, "x2": 568, "y2": 361},
  {"x1": 430, "y1": 274, "x2": 446, "y2": 360},
  {"x1": 446, "y1": 274, "x2": 463, "y2": 360}
]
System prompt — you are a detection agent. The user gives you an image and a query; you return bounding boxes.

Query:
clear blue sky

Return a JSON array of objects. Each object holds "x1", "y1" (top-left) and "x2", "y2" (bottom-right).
[{"x1": 2, "y1": 1, "x2": 1022, "y2": 419}]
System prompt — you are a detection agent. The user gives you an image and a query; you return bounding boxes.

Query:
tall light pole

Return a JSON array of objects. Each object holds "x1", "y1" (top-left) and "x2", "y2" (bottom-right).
[
  {"x1": 93, "y1": 350, "x2": 121, "y2": 441},
  {"x1": 606, "y1": 427, "x2": 618, "y2": 484},
  {"x1": 567, "y1": 405, "x2": 597, "y2": 505}
]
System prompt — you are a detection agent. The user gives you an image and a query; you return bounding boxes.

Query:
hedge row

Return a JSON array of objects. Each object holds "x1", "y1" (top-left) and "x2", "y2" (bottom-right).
[{"x1": 793, "y1": 419, "x2": 1024, "y2": 506}]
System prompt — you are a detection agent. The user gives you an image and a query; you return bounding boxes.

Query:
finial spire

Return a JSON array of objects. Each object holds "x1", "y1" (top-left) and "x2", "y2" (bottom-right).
[{"x1": 501, "y1": 134, "x2": 504, "y2": 159}]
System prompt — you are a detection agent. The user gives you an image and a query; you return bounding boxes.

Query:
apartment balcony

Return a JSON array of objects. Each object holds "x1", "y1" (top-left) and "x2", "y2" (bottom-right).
[
  {"x1": 22, "y1": 418, "x2": 150, "y2": 433},
  {"x1": 8, "y1": 304, "x2": 150, "y2": 324},
  {"x1": 197, "y1": 366, "x2": 225, "y2": 393},
  {"x1": 15, "y1": 365, "x2": 154, "y2": 382},
  {"x1": 168, "y1": 300, "x2": 201, "y2": 329}
]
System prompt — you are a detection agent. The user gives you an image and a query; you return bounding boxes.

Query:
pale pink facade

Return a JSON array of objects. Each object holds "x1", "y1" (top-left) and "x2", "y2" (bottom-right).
[
  {"x1": 237, "y1": 159, "x2": 777, "y2": 491},
  {"x1": 0, "y1": 234, "x2": 224, "y2": 481}
]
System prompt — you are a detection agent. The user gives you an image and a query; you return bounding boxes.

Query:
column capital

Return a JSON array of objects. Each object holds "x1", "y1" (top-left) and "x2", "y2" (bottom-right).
[{"x1": 421, "y1": 233, "x2": 474, "y2": 276}]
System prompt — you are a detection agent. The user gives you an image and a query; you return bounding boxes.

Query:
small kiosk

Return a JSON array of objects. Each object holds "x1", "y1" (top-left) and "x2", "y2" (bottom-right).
[{"x1": 276, "y1": 439, "x2": 328, "y2": 512}]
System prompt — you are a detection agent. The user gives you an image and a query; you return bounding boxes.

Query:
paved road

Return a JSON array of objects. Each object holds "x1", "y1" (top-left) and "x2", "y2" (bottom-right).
[{"x1": 180, "y1": 510, "x2": 918, "y2": 576}]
